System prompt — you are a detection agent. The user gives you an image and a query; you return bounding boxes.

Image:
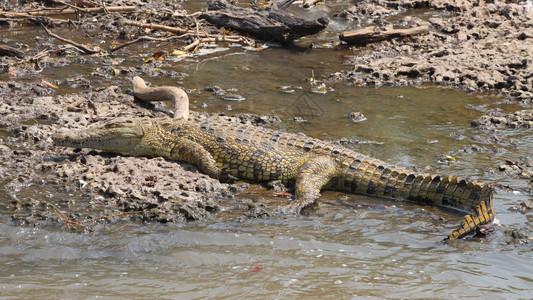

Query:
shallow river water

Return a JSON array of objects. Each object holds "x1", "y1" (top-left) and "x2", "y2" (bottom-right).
[{"x1": 1, "y1": 2, "x2": 533, "y2": 299}]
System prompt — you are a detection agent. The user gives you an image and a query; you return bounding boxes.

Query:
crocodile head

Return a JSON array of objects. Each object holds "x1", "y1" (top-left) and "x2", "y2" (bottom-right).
[{"x1": 52, "y1": 118, "x2": 166, "y2": 155}]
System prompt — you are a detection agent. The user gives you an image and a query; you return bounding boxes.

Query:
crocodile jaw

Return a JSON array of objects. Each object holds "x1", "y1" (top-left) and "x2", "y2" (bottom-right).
[{"x1": 52, "y1": 121, "x2": 145, "y2": 155}]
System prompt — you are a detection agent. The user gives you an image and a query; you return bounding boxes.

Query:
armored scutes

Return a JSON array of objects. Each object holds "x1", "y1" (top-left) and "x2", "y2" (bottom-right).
[{"x1": 53, "y1": 77, "x2": 495, "y2": 242}]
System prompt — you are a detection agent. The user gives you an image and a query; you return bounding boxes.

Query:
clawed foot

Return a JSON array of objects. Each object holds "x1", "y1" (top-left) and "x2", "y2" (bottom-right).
[
  {"x1": 280, "y1": 202, "x2": 302, "y2": 215},
  {"x1": 280, "y1": 199, "x2": 313, "y2": 215},
  {"x1": 280, "y1": 199, "x2": 320, "y2": 215}
]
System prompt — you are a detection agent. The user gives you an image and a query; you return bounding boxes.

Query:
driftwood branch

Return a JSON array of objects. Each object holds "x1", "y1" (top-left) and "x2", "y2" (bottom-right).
[
  {"x1": 42, "y1": 25, "x2": 100, "y2": 54},
  {"x1": 199, "y1": 0, "x2": 328, "y2": 43},
  {"x1": 112, "y1": 19, "x2": 254, "y2": 52},
  {"x1": 110, "y1": 32, "x2": 252, "y2": 53},
  {"x1": 1, "y1": 6, "x2": 135, "y2": 18},
  {"x1": 183, "y1": 39, "x2": 200, "y2": 52},
  {"x1": 48, "y1": 0, "x2": 91, "y2": 12},
  {"x1": 0, "y1": 44, "x2": 25, "y2": 58},
  {"x1": 122, "y1": 20, "x2": 247, "y2": 39},
  {"x1": 110, "y1": 36, "x2": 176, "y2": 53},
  {"x1": 339, "y1": 26, "x2": 429, "y2": 45},
  {"x1": 123, "y1": 20, "x2": 193, "y2": 35}
]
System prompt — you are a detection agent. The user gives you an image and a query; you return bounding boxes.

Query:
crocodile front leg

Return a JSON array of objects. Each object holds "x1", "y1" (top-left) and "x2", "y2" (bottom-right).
[
  {"x1": 282, "y1": 156, "x2": 339, "y2": 214},
  {"x1": 166, "y1": 138, "x2": 225, "y2": 180}
]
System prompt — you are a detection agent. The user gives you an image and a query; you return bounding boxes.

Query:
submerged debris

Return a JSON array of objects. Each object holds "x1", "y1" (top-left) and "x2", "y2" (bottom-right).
[{"x1": 471, "y1": 110, "x2": 533, "y2": 129}]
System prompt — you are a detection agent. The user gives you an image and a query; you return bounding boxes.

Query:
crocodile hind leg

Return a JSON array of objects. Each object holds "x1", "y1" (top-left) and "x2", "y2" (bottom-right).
[{"x1": 282, "y1": 156, "x2": 339, "y2": 214}]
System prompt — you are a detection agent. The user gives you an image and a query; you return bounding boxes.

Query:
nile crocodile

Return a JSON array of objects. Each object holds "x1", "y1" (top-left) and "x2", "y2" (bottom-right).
[{"x1": 53, "y1": 77, "x2": 495, "y2": 242}]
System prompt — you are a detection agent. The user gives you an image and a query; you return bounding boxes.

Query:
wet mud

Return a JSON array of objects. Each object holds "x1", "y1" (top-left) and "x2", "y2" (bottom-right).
[
  {"x1": 0, "y1": 85, "x2": 283, "y2": 228},
  {"x1": 330, "y1": 0, "x2": 533, "y2": 102}
]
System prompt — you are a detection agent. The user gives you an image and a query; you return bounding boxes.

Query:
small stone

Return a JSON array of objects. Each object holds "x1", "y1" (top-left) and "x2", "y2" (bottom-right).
[{"x1": 348, "y1": 112, "x2": 367, "y2": 122}]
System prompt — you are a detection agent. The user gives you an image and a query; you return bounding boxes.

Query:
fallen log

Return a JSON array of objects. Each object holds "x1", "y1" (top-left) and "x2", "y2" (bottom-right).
[
  {"x1": 199, "y1": 0, "x2": 328, "y2": 43},
  {"x1": 339, "y1": 25, "x2": 429, "y2": 45},
  {"x1": 0, "y1": 44, "x2": 25, "y2": 58}
]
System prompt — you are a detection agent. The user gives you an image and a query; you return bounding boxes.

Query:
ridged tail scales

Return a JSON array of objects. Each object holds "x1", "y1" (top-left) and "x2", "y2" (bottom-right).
[
  {"x1": 444, "y1": 182, "x2": 494, "y2": 241},
  {"x1": 338, "y1": 156, "x2": 495, "y2": 242}
]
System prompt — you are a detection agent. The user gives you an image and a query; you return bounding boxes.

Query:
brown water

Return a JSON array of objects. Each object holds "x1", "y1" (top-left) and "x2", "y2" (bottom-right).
[{"x1": 1, "y1": 2, "x2": 533, "y2": 298}]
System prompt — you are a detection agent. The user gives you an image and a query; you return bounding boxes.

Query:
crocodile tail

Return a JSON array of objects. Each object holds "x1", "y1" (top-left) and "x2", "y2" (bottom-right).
[
  {"x1": 340, "y1": 157, "x2": 495, "y2": 241},
  {"x1": 443, "y1": 183, "x2": 494, "y2": 242}
]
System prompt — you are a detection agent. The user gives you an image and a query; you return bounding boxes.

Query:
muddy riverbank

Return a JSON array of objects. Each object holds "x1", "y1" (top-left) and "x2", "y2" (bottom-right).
[
  {"x1": 1, "y1": 0, "x2": 532, "y2": 235},
  {"x1": 0, "y1": 85, "x2": 287, "y2": 227},
  {"x1": 330, "y1": 0, "x2": 533, "y2": 104},
  {"x1": 1, "y1": 1, "x2": 533, "y2": 298}
]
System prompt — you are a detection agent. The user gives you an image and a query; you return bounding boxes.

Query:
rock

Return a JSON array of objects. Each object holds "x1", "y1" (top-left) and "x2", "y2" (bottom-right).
[
  {"x1": 509, "y1": 202, "x2": 533, "y2": 213},
  {"x1": 471, "y1": 109, "x2": 533, "y2": 129},
  {"x1": 492, "y1": 158, "x2": 533, "y2": 179},
  {"x1": 347, "y1": 111, "x2": 367, "y2": 122},
  {"x1": 0, "y1": 145, "x2": 11, "y2": 154},
  {"x1": 266, "y1": 180, "x2": 288, "y2": 193}
]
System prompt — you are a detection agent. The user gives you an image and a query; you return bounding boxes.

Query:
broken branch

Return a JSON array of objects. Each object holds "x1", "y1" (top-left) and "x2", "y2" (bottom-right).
[
  {"x1": 42, "y1": 25, "x2": 100, "y2": 54},
  {"x1": 0, "y1": 44, "x2": 25, "y2": 58},
  {"x1": 339, "y1": 26, "x2": 429, "y2": 45},
  {"x1": 1, "y1": 6, "x2": 135, "y2": 18},
  {"x1": 110, "y1": 36, "x2": 175, "y2": 53},
  {"x1": 123, "y1": 20, "x2": 193, "y2": 35},
  {"x1": 183, "y1": 39, "x2": 200, "y2": 51}
]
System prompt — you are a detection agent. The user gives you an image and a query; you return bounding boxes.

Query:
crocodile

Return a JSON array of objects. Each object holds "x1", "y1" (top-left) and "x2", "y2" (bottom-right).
[{"x1": 52, "y1": 77, "x2": 495, "y2": 242}]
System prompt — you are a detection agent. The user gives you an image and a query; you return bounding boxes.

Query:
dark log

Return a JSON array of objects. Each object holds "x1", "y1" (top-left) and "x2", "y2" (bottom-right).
[
  {"x1": 199, "y1": 0, "x2": 329, "y2": 43},
  {"x1": 339, "y1": 26, "x2": 429, "y2": 45},
  {"x1": 0, "y1": 44, "x2": 25, "y2": 58}
]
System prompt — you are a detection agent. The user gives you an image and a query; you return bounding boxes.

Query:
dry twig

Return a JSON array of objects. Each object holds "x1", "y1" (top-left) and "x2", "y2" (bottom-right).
[
  {"x1": 340, "y1": 26, "x2": 430, "y2": 45},
  {"x1": 48, "y1": 0, "x2": 91, "y2": 12},
  {"x1": 1, "y1": 6, "x2": 135, "y2": 18},
  {"x1": 183, "y1": 39, "x2": 200, "y2": 52},
  {"x1": 110, "y1": 35, "x2": 188, "y2": 53},
  {"x1": 41, "y1": 25, "x2": 100, "y2": 54},
  {"x1": 123, "y1": 20, "x2": 193, "y2": 35}
]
